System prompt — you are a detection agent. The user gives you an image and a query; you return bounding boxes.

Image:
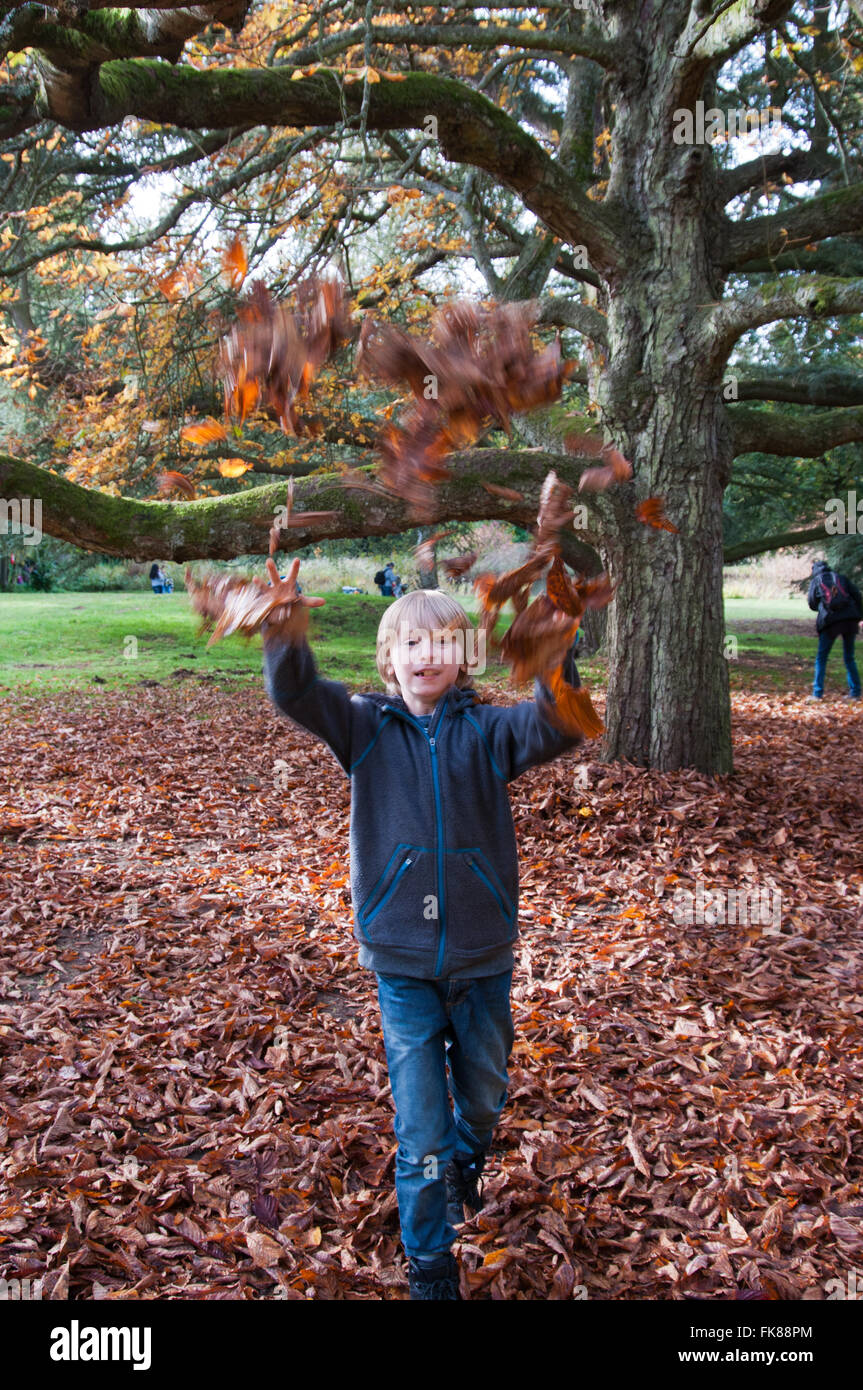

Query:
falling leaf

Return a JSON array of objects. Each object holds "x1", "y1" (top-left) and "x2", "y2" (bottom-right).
[
  {"x1": 441, "y1": 552, "x2": 477, "y2": 580},
  {"x1": 157, "y1": 471, "x2": 196, "y2": 500},
  {"x1": 356, "y1": 301, "x2": 576, "y2": 519},
  {"x1": 223, "y1": 234, "x2": 248, "y2": 290},
  {"x1": 636, "y1": 497, "x2": 678, "y2": 533},
  {"x1": 576, "y1": 445, "x2": 633, "y2": 493},
  {"x1": 181, "y1": 419, "x2": 228, "y2": 446},
  {"x1": 219, "y1": 275, "x2": 355, "y2": 437},
  {"x1": 217, "y1": 459, "x2": 253, "y2": 478}
]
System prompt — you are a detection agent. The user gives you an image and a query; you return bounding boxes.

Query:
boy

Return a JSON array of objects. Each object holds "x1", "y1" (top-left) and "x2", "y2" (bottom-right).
[{"x1": 260, "y1": 557, "x2": 585, "y2": 1299}]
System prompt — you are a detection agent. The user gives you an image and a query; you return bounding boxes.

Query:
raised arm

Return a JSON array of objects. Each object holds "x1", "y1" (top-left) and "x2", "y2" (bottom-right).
[
  {"x1": 260, "y1": 559, "x2": 371, "y2": 775},
  {"x1": 475, "y1": 679, "x2": 585, "y2": 784}
]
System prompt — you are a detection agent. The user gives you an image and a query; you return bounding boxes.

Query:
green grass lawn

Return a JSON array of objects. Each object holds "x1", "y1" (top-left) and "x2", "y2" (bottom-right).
[
  {"x1": 0, "y1": 588, "x2": 839, "y2": 699},
  {"x1": 723, "y1": 598, "x2": 807, "y2": 622}
]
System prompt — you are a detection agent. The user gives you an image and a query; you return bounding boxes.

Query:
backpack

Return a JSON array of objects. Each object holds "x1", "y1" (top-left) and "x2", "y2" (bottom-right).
[
  {"x1": 819, "y1": 570, "x2": 852, "y2": 615},
  {"x1": 374, "y1": 570, "x2": 386, "y2": 587}
]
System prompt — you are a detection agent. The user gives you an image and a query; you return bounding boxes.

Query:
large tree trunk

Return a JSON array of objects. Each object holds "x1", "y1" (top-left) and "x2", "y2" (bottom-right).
[{"x1": 585, "y1": 45, "x2": 735, "y2": 773}]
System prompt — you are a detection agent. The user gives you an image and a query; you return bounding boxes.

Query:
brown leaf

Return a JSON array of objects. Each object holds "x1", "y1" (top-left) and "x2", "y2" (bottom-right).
[
  {"x1": 157, "y1": 470, "x2": 196, "y2": 500},
  {"x1": 246, "y1": 1231, "x2": 286, "y2": 1267}
]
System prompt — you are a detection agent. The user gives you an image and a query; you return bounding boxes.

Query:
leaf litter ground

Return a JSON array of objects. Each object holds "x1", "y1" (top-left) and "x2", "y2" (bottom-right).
[{"x1": 0, "y1": 681, "x2": 860, "y2": 1300}]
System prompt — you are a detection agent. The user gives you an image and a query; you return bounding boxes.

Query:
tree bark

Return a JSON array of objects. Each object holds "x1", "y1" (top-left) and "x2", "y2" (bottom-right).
[
  {"x1": 0, "y1": 448, "x2": 602, "y2": 560},
  {"x1": 584, "y1": 34, "x2": 737, "y2": 772}
]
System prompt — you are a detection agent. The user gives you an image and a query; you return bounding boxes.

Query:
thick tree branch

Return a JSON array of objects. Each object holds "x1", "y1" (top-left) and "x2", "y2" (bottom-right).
[
  {"x1": 718, "y1": 147, "x2": 839, "y2": 204},
  {"x1": 0, "y1": 447, "x2": 607, "y2": 559},
  {"x1": 683, "y1": 0, "x2": 795, "y2": 66},
  {"x1": 730, "y1": 403, "x2": 863, "y2": 457},
  {"x1": 721, "y1": 181, "x2": 863, "y2": 271},
  {"x1": 1, "y1": 63, "x2": 626, "y2": 275},
  {"x1": 278, "y1": 21, "x2": 617, "y2": 69},
  {"x1": 703, "y1": 275, "x2": 863, "y2": 363},
  {"x1": 735, "y1": 238, "x2": 863, "y2": 278},
  {"x1": 537, "y1": 295, "x2": 608, "y2": 345},
  {"x1": 730, "y1": 368, "x2": 863, "y2": 406},
  {"x1": 723, "y1": 524, "x2": 834, "y2": 563}
]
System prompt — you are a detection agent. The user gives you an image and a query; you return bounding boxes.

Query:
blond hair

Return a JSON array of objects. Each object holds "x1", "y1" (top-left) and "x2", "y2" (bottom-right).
[{"x1": 376, "y1": 589, "x2": 478, "y2": 697}]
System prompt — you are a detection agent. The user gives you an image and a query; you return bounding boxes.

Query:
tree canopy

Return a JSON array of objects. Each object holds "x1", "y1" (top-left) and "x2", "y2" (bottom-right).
[{"x1": 2, "y1": 2, "x2": 863, "y2": 769}]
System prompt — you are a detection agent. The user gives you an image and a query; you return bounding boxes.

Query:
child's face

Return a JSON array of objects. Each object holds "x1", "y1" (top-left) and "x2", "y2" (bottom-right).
[{"x1": 389, "y1": 623, "x2": 465, "y2": 711}]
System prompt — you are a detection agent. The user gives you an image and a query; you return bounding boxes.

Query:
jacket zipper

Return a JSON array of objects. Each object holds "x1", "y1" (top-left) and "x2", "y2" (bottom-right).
[
  {"x1": 384, "y1": 696, "x2": 448, "y2": 977},
  {"x1": 428, "y1": 733, "x2": 446, "y2": 977}
]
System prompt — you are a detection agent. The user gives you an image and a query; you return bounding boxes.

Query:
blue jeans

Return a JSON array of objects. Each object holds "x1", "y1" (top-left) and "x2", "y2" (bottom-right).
[
  {"x1": 375, "y1": 969, "x2": 514, "y2": 1259},
  {"x1": 813, "y1": 628, "x2": 861, "y2": 697}
]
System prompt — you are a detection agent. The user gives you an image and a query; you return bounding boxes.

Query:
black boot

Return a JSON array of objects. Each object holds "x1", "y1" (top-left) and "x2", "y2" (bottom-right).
[
  {"x1": 407, "y1": 1252, "x2": 461, "y2": 1300},
  {"x1": 445, "y1": 1152, "x2": 485, "y2": 1227}
]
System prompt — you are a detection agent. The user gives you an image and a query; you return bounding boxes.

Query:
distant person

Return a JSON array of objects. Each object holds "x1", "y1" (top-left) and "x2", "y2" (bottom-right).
[
  {"x1": 375, "y1": 563, "x2": 395, "y2": 597},
  {"x1": 384, "y1": 561, "x2": 405, "y2": 598},
  {"x1": 150, "y1": 563, "x2": 172, "y2": 594},
  {"x1": 805, "y1": 559, "x2": 862, "y2": 702}
]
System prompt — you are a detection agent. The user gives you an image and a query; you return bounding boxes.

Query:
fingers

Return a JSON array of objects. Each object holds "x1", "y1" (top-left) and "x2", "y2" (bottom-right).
[
  {"x1": 264, "y1": 557, "x2": 280, "y2": 585},
  {"x1": 303, "y1": 595, "x2": 326, "y2": 608}
]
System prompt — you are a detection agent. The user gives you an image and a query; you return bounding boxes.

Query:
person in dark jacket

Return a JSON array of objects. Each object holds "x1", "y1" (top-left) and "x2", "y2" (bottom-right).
[
  {"x1": 805, "y1": 559, "x2": 862, "y2": 701},
  {"x1": 260, "y1": 557, "x2": 588, "y2": 1299}
]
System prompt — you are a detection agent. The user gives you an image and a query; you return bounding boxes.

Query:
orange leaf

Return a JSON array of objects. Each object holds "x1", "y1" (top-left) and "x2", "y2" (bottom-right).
[
  {"x1": 223, "y1": 234, "x2": 248, "y2": 289},
  {"x1": 181, "y1": 418, "x2": 228, "y2": 446},
  {"x1": 547, "y1": 664, "x2": 605, "y2": 738},
  {"x1": 156, "y1": 271, "x2": 183, "y2": 301},
  {"x1": 636, "y1": 497, "x2": 678, "y2": 532},
  {"x1": 217, "y1": 458, "x2": 252, "y2": 478}
]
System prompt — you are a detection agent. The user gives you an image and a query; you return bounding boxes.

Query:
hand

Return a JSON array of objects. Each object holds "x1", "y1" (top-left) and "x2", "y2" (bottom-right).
[{"x1": 257, "y1": 557, "x2": 325, "y2": 639}]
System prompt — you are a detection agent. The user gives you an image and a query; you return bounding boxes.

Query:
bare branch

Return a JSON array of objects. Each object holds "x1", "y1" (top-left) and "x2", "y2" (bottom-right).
[{"x1": 723, "y1": 523, "x2": 834, "y2": 563}]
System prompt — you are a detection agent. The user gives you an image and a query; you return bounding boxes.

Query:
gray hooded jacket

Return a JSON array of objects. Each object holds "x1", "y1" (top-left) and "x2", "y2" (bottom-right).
[{"x1": 263, "y1": 635, "x2": 584, "y2": 979}]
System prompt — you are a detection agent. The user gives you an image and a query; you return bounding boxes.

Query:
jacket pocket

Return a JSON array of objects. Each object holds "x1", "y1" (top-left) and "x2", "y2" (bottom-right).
[
  {"x1": 445, "y1": 848, "x2": 517, "y2": 954},
  {"x1": 357, "y1": 845, "x2": 437, "y2": 951}
]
